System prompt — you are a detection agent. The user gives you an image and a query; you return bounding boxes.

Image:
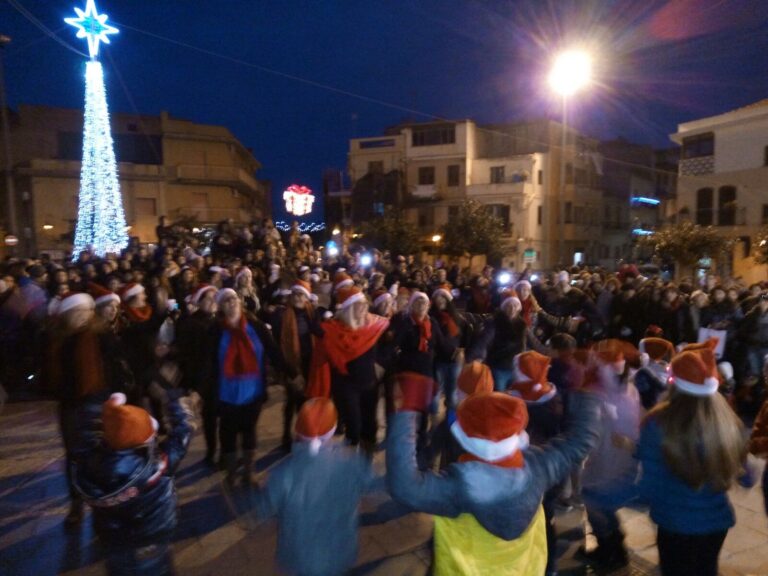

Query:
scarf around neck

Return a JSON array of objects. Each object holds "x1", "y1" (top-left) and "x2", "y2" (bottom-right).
[
  {"x1": 123, "y1": 304, "x2": 153, "y2": 324},
  {"x1": 222, "y1": 315, "x2": 259, "y2": 378},
  {"x1": 412, "y1": 313, "x2": 432, "y2": 352}
]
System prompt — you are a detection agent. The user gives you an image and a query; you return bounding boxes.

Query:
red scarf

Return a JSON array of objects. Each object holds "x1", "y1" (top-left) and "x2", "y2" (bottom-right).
[
  {"x1": 123, "y1": 304, "x2": 153, "y2": 324},
  {"x1": 438, "y1": 311, "x2": 459, "y2": 338},
  {"x1": 222, "y1": 315, "x2": 259, "y2": 378},
  {"x1": 521, "y1": 297, "x2": 536, "y2": 327},
  {"x1": 412, "y1": 314, "x2": 432, "y2": 352}
]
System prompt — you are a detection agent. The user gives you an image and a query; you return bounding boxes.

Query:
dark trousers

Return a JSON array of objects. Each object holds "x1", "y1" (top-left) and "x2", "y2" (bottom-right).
[
  {"x1": 331, "y1": 381, "x2": 378, "y2": 446},
  {"x1": 657, "y1": 528, "x2": 727, "y2": 576},
  {"x1": 58, "y1": 404, "x2": 82, "y2": 505},
  {"x1": 542, "y1": 487, "x2": 560, "y2": 572},
  {"x1": 282, "y1": 374, "x2": 305, "y2": 443},
  {"x1": 201, "y1": 394, "x2": 218, "y2": 459},
  {"x1": 218, "y1": 400, "x2": 264, "y2": 456},
  {"x1": 104, "y1": 542, "x2": 174, "y2": 576}
]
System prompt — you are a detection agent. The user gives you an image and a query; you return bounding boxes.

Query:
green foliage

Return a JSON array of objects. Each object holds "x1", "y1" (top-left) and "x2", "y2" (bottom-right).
[
  {"x1": 639, "y1": 221, "x2": 733, "y2": 267},
  {"x1": 441, "y1": 200, "x2": 504, "y2": 261},
  {"x1": 359, "y1": 208, "x2": 420, "y2": 256},
  {"x1": 754, "y1": 226, "x2": 768, "y2": 265}
]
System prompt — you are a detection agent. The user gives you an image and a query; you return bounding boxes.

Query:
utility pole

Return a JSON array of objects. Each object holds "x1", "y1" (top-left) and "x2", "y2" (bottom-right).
[{"x1": 0, "y1": 34, "x2": 18, "y2": 251}]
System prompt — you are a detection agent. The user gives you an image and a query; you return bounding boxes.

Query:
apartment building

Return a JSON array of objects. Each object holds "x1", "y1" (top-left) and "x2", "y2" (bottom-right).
[
  {"x1": 348, "y1": 118, "x2": 606, "y2": 270},
  {"x1": 0, "y1": 105, "x2": 268, "y2": 255},
  {"x1": 670, "y1": 99, "x2": 768, "y2": 283}
]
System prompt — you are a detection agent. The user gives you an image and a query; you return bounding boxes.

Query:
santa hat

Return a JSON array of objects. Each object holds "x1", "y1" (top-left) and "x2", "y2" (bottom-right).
[
  {"x1": 431, "y1": 283, "x2": 453, "y2": 302},
  {"x1": 500, "y1": 288, "x2": 521, "y2": 312},
  {"x1": 514, "y1": 280, "x2": 531, "y2": 293},
  {"x1": 58, "y1": 292, "x2": 95, "y2": 315},
  {"x1": 371, "y1": 288, "x2": 392, "y2": 308},
  {"x1": 291, "y1": 279, "x2": 312, "y2": 299},
  {"x1": 456, "y1": 361, "x2": 494, "y2": 403},
  {"x1": 102, "y1": 393, "x2": 158, "y2": 450},
  {"x1": 191, "y1": 284, "x2": 218, "y2": 305},
  {"x1": 593, "y1": 338, "x2": 628, "y2": 374},
  {"x1": 298, "y1": 265, "x2": 311, "y2": 275},
  {"x1": 88, "y1": 283, "x2": 120, "y2": 308},
  {"x1": 396, "y1": 285, "x2": 411, "y2": 298},
  {"x1": 670, "y1": 351, "x2": 719, "y2": 397},
  {"x1": 336, "y1": 285, "x2": 366, "y2": 310},
  {"x1": 333, "y1": 271, "x2": 354, "y2": 292},
  {"x1": 639, "y1": 337, "x2": 674, "y2": 362},
  {"x1": 451, "y1": 393, "x2": 529, "y2": 463},
  {"x1": 295, "y1": 397, "x2": 338, "y2": 455},
  {"x1": 215, "y1": 287, "x2": 238, "y2": 305},
  {"x1": 681, "y1": 337, "x2": 719, "y2": 354},
  {"x1": 407, "y1": 291, "x2": 429, "y2": 311},
  {"x1": 119, "y1": 283, "x2": 145, "y2": 303},
  {"x1": 235, "y1": 267, "x2": 252, "y2": 283},
  {"x1": 509, "y1": 351, "x2": 557, "y2": 403}
]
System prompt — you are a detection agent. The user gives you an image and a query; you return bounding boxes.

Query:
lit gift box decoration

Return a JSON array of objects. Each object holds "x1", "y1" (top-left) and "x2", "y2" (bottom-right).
[{"x1": 283, "y1": 185, "x2": 315, "y2": 217}]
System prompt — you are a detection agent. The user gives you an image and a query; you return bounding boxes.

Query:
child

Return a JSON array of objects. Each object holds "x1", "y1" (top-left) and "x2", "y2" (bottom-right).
[
  {"x1": 634, "y1": 336, "x2": 674, "y2": 409},
  {"x1": 73, "y1": 391, "x2": 193, "y2": 575},
  {"x1": 250, "y1": 398, "x2": 372, "y2": 576}
]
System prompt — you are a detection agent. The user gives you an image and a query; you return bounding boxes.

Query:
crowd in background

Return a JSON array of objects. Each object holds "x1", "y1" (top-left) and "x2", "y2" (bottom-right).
[{"x1": 1, "y1": 216, "x2": 768, "y2": 576}]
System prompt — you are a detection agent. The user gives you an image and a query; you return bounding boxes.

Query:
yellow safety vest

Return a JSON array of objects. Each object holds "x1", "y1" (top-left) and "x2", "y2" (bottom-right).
[{"x1": 433, "y1": 505, "x2": 547, "y2": 576}]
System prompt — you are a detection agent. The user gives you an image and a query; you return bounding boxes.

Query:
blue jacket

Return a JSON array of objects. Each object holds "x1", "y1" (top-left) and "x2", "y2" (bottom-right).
[
  {"x1": 387, "y1": 392, "x2": 601, "y2": 541},
  {"x1": 636, "y1": 416, "x2": 735, "y2": 535},
  {"x1": 251, "y1": 443, "x2": 372, "y2": 576},
  {"x1": 73, "y1": 390, "x2": 192, "y2": 547}
]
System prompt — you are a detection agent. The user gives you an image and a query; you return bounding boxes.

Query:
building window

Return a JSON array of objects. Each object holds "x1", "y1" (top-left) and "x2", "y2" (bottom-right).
[
  {"x1": 682, "y1": 133, "x2": 714, "y2": 159},
  {"x1": 448, "y1": 205, "x2": 459, "y2": 219},
  {"x1": 537, "y1": 205, "x2": 542, "y2": 225},
  {"x1": 418, "y1": 166, "x2": 435, "y2": 185},
  {"x1": 486, "y1": 204, "x2": 511, "y2": 232},
  {"x1": 447, "y1": 165, "x2": 460, "y2": 187},
  {"x1": 763, "y1": 204, "x2": 768, "y2": 225},
  {"x1": 135, "y1": 197, "x2": 157, "y2": 216},
  {"x1": 360, "y1": 138, "x2": 395, "y2": 149},
  {"x1": 718, "y1": 186, "x2": 736, "y2": 226},
  {"x1": 418, "y1": 207, "x2": 434, "y2": 227},
  {"x1": 412, "y1": 124, "x2": 456, "y2": 147},
  {"x1": 564, "y1": 201, "x2": 573, "y2": 224},
  {"x1": 490, "y1": 166, "x2": 505, "y2": 184},
  {"x1": 537, "y1": 170, "x2": 543, "y2": 185},
  {"x1": 696, "y1": 188, "x2": 714, "y2": 225},
  {"x1": 368, "y1": 161, "x2": 384, "y2": 175}
]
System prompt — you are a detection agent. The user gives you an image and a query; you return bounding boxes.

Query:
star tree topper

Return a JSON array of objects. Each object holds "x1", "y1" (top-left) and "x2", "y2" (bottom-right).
[{"x1": 65, "y1": 0, "x2": 119, "y2": 59}]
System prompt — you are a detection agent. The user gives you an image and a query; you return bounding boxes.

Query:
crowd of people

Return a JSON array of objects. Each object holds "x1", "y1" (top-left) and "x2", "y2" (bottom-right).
[{"x1": 1, "y1": 216, "x2": 767, "y2": 576}]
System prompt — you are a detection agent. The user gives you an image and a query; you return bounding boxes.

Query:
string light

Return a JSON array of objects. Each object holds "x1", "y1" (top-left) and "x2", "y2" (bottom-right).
[
  {"x1": 67, "y1": 1, "x2": 127, "y2": 258},
  {"x1": 275, "y1": 221, "x2": 326, "y2": 233}
]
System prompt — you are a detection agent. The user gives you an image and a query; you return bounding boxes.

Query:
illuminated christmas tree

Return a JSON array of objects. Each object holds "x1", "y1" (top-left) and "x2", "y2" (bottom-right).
[{"x1": 65, "y1": 0, "x2": 127, "y2": 257}]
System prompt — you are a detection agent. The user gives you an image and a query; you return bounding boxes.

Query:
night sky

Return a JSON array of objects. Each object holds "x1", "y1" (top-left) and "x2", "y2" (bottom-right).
[{"x1": 3, "y1": 0, "x2": 768, "y2": 225}]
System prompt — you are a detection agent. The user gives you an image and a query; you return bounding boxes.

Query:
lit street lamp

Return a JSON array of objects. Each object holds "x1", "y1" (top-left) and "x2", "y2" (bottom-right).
[
  {"x1": 0, "y1": 34, "x2": 18, "y2": 253},
  {"x1": 548, "y1": 49, "x2": 592, "y2": 268},
  {"x1": 431, "y1": 234, "x2": 441, "y2": 263}
]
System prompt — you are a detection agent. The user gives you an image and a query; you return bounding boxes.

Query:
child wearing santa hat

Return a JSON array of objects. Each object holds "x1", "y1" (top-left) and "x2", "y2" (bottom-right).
[
  {"x1": 638, "y1": 349, "x2": 745, "y2": 576},
  {"x1": 73, "y1": 391, "x2": 193, "y2": 575},
  {"x1": 634, "y1": 336, "x2": 674, "y2": 409},
  {"x1": 387, "y1": 370, "x2": 601, "y2": 575},
  {"x1": 249, "y1": 398, "x2": 373, "y2": 576}
]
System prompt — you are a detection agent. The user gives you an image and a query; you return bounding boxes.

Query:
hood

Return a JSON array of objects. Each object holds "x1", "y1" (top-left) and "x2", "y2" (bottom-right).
[{"x1": 450, "y1": 461, "x2": 541, "y2": 540}]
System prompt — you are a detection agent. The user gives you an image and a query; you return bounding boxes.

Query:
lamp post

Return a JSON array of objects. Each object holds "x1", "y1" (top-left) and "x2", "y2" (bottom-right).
[
  {"x1": 548, "y1": 49, "x2": 592, "y2": 268},
  {"x1": 0, "y1": 34, "x2": 18, "y2": 253}
]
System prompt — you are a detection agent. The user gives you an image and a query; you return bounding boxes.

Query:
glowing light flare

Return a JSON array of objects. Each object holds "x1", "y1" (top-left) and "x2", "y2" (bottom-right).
[
  {"x1": 548, "y1": 50, "x2": 592, "y2": 97},
  {"x1": 283, "y1": 184, "x2": 315, "y2": 217},
  {"x1": 360, "y1": 254, "x2": 372, "y2": 267},
  {"x1": 65, "y1": 0, "x2": 118, "y2": 59},
  {"x1": 431, "y1": 234, "x2": 442, "y2": 243}
]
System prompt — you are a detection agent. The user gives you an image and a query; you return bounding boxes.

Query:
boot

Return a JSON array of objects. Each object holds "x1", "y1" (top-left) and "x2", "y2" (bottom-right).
[
  {"x1": 241, "y1": 450, "x2": 255, "y2": 487},
  {"x1": 221, "y1": 453, "x2": 238, "y2": 488},
  {"x1": 578, "y1": 531, "x2": 628, "y2": 569}
]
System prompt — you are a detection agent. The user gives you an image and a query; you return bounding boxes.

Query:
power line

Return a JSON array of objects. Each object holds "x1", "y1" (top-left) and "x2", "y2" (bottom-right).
[{"x1": 7, "y1": 0, "x2": 89, "y2": 59}]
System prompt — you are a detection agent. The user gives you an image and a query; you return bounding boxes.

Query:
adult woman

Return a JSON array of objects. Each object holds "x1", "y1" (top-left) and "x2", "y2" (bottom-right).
[
  {"x1": 637, "y1": 349, "x2": 745, "y2": 576},
  {"x1": 430, "y1": 285, "x2": 465, "y2": 412}
]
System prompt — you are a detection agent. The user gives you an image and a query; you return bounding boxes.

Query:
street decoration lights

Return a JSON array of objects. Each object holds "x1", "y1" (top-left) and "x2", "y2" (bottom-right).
[
  {"x1": 65, "y1": 0, "x2": 128, "y2": 258},
  {"x1": 283, "y1": 184, "x2": 315, "y2": 217},
  {"x1": 548, "y1": 49, "x2": 592, "y2": 267}
]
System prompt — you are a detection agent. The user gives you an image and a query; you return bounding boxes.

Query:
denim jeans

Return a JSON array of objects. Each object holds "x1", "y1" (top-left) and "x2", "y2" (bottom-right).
[
  {"x1": 746, "y1": 346, "x2": 768, "y2": 380},
  {"x1": 433, "y1": 361, "x2": 461, "y2": 412},
  {"x1": 490, "y1": 367, "x2": 514, "y2": 392}
]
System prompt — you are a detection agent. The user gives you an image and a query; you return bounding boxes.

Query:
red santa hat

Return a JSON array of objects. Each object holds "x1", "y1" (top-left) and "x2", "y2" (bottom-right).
[
  {"x1": 102, "y1": 393, "x2": 158, "y2": 450},
  {"x1": 670, "y1": 350, "x2": 719, "y2": 396},
  {"x1": 509, "y1": 351, "x2": 557, "y2": 403},
  {"x1": 371, "y1": 287, "x2": 392, "y2": 308},
  {"x1": 88, "y1": 282, "x2": 120, "y2": 308},
  {"x1": 451, "y1": 392, "x2": 529, "y2": 463},
  {"x1": 407, "y1": 291, "x2": 429, "y2": 310},
  {"x1": 639, "y1": 337, "x2": 674, "y2": 362},
  {"x1": 295, "y1": 397, "x2": 338, "y2": 455},
  {"x1": 235, "y1": 267, "x2": 252, "y2": 284},
  {"x1": 500, "y1": 287, "x2": 521, "y2": 313},
  {"x1": 456, "y1": 361, "x2": 494, "y2": 403},
  {"x1": 58, "y1": 292, "x2": 95, "y2": 315},
  {"x1": 215, "y1": 287, "x2": 238, "y2": 305},
  {"x1": 593, "y1": 338, "x2": 630, "y2": 374},
  {"x1": 333, "y1": 270, "x2": 354, "y2": 292},
  {"x1": 336, "y1": 285, "x2": 366, "y2": 310},
  {"x1": 431, "y1": 283, "x2": 453, "y2": 302},
  {"x1": 191, "y1": 284, "x2": 218, "y2": 305},
  {"x1": 291, "y1": 279, "x2": 313, "y2": 299},
  {"x1": 681, "y1": 337, "x2": 719, "y2": 354},
  {"x1": 119, "y1": 282, "x2": 145, "y2": 303}
]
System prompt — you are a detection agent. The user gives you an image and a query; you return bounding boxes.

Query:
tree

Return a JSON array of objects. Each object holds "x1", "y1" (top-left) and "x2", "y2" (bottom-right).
[
  {"x1": 441, "y1": 200, "x2": 504, "y2": 266},
  {"x1": 639, "y1": 221, "x2": 733, "y2": 279},
  {"x1": 359, "y1": 208, "x2": 420, "y2": 257}
]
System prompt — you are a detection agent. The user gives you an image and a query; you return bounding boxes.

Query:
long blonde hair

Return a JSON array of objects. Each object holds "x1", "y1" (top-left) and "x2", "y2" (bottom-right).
[{"x1": 651, "y1": 390, "x2": 745, "y2": 491}]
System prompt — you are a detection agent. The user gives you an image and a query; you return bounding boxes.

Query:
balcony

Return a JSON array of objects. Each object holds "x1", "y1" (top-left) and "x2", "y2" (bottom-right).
[
  {"x1": 467, "y1": 181, "x2": 525, "y2": 198},
  {"x1": 172, "y1": 164, "x2": 258, "y2": 192}
]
